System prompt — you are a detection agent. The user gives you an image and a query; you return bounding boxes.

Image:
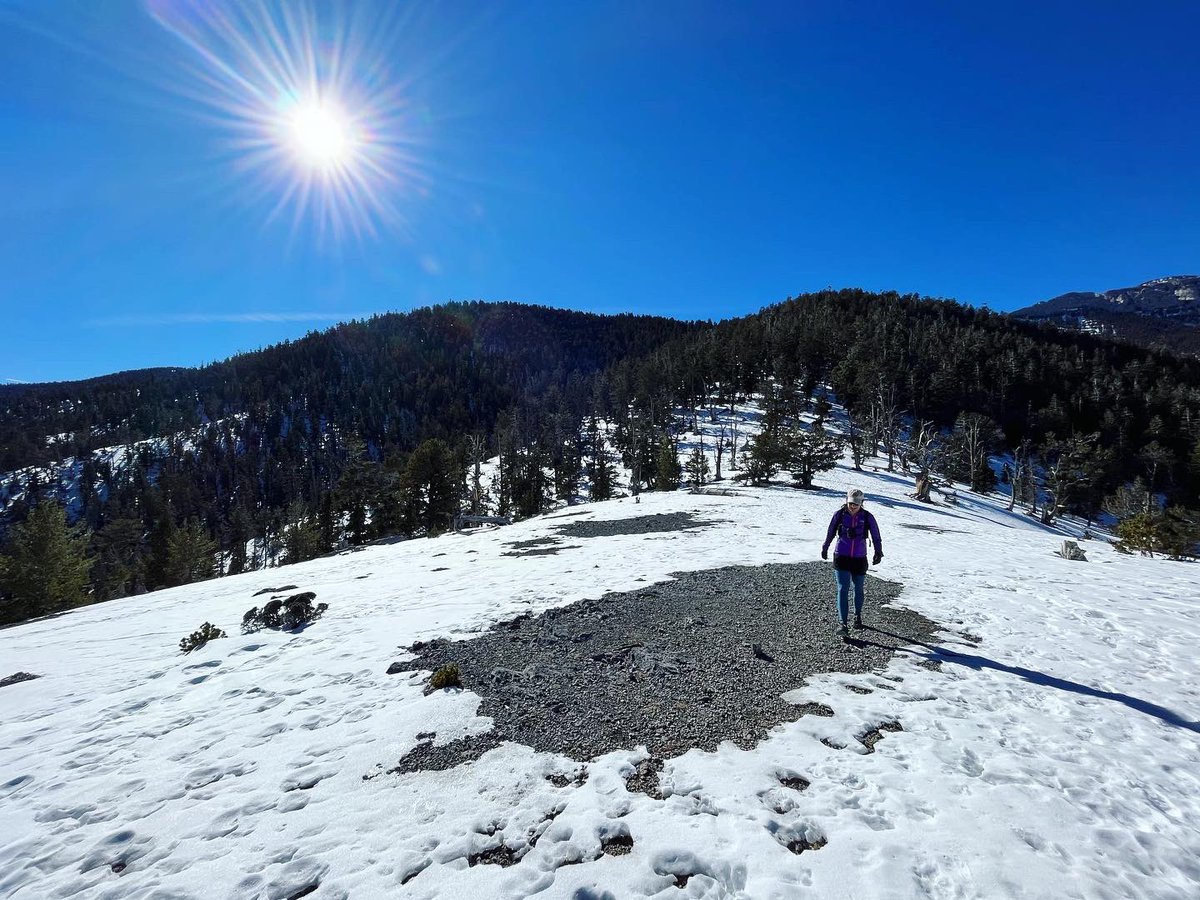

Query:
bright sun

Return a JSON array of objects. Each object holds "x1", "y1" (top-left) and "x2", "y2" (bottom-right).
[
  {"x1": 288, "y1": 100, "x2": 353, "y2": 169},
  {"x1": 149, "y1": 0, "x2": 426, "y2": 240}
]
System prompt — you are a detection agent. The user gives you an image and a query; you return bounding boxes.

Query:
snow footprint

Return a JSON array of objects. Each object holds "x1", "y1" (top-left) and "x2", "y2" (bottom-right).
[
  {"x1": 77, "y1": 827, "x2": 156, "y2": 877},
  {"x1": 958, "y1": 747, "x2": 984, "y2": 777},
  {"x1": 766, "y1": 820, "x2": 828, "y2": 855}
]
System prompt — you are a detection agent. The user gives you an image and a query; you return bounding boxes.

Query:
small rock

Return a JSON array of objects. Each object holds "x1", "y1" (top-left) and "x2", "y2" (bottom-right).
[
  {"x1": 786, "y1": 835, "x2": 827, "y2": 854},
  {"x1": 599, "y1": 832, "x2": 633, "y2": 856},
  {"x1": 468, "y1": 844, "x2": 519, "y2": 867},
  {"x1": 778, "y1": 774, "x2": 810, "y2": 791},
  {"x1": 0, "y1": 672, "x2": 39, "y2": 689}
]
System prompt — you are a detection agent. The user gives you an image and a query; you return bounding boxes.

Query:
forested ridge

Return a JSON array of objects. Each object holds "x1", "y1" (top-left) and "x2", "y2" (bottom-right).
[
  {"x1": 3, "y1": 290, "x2": 1199, "y2": 625},
  {"x1": 0, "y1": 302, "x2": 695, "y2": 471}
]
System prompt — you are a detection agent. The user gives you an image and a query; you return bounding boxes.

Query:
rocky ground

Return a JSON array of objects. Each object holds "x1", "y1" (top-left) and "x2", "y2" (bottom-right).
[{"x1": 388, "y1": 556, "x2": 938, "y2": 776}]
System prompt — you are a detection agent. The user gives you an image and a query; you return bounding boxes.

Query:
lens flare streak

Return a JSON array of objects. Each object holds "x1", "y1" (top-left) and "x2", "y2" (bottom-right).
[{"x1": 144, "y1": 0, "x2": 427, "y2": 242}]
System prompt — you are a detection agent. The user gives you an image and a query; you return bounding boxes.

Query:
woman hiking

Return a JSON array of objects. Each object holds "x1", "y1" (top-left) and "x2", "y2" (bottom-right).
[{"x1": 820, "y1": 489, "x2": 883, "y2": 639}]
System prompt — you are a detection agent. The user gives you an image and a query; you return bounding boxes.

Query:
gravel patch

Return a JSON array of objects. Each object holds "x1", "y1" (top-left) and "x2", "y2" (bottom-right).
[
  {"x1": 501, "y1": 545, "x2": 582, "y2": 558},
  {"x1": 553, "y1": 511, "x2": 718, "y2": 539},
  {"x1": 388, "y1": 562, "x2": 937, "y2": 772},
  {"x1": 496, "y1": 512, "x2": 719, "y2": 558},
  {"x1": 504, "y1": 537, "x2": 562, "y2": 550}
]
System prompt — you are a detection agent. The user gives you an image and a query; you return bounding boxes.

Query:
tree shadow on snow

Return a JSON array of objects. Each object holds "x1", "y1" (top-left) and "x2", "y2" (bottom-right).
[
  {"x1": 858, "y1": 493, "x2": 969, "y2": 521},
  {"x1": 868, "y1": 627, "x2": 1200, "y2": 734},
  {"x1": 860, "y1": 472, "x2": 1089, "y2": 538}
]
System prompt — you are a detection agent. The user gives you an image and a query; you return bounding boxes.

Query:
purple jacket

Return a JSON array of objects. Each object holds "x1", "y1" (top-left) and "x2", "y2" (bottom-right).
[{"x1": 823, "y1": 506, "x2": 882, "y2": 559}]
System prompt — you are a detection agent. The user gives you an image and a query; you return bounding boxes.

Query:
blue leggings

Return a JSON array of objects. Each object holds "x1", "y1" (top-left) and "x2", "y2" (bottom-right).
[{"x1": 834, "y1": 569, "x2": 865, "y2": 624}]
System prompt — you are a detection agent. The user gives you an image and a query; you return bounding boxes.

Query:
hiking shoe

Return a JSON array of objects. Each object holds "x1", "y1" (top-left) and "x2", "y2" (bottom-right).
[
  {"x1": 854, "y1": 615, "x2": 865, "y2": 630},
  {"x1": 838, "y1": 623, "x2": 850, "y2": 640}
]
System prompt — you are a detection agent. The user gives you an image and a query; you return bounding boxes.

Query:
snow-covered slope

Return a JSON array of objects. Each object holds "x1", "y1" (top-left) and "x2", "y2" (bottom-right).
[{"x1": 2, "y1": 455, "x2": 1198, "y2": 899}]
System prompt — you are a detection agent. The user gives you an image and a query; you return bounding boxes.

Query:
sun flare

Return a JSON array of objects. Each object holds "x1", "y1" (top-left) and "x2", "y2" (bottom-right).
[
  {"x1": 147, "y1": 0, "x2": 429, "y2": 242},
  {"x1": 287, "y1": 100, "x2": 353, "y2": 170}
]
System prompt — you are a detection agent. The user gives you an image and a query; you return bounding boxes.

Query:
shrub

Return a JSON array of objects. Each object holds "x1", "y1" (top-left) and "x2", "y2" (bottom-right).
[
  {"x1": 1114, "y1": 513, "x2": 1159, "y2": 556},
  {"x1": 430, "y1": 664, "x2": 462, "y2": 690},
  {"x1": 1114, "y1": 508, "x2": 1200, "y2": 559},
  {"x1": 243, "y1": 591, "x2": 328, "y2": 632},
  {"x1": 180, "y1": 622, "x2": 226, "y2": 653},
  {"x1": 1159, "y1": 507, "x2": 1200, "y2": 560}
]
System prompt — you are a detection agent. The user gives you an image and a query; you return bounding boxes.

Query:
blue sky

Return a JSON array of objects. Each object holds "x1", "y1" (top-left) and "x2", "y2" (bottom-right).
[{"x1": 2, "y1": 1, "x2": 1198, "y2": 383}]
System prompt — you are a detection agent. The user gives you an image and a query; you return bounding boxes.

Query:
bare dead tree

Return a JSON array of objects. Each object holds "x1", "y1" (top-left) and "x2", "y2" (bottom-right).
[
  {"x1": 1140, "y1": 441, "x2": 1173, "y2": 513},
  {"x1": 466, "y1": 433, "x2": 487, "y2": 516},
  {"x1": 629, "y1": 411, "x2": 642, "y2": 497},
  {"x1": 1009, "y1": 441, "x2": 1035, "y2": 514},
  {"x1": 906, "y1": 420, "x2": 941, "y2": 501},
  {"x1": 845, "y1": 408, "x2": 866, "y2": 471},
  {"x1": 955, "y1": 413, "x2": 1000, "y2": 492},
  {"x1": 872, "y1": 382, "x2": 901, "y2": 471},
  {"x1": 715, "y1": 425, "x2": 727, "y2": 480},
  {"x1": 728, "y1": 416, "x2": 741, "y2": 471},
  {"x1": 1041, "y1": 433, "x2": 1105, "y2": 524}
]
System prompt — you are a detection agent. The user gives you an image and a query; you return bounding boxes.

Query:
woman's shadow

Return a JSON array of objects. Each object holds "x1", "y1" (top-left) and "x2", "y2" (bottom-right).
[{"x1": 851, "y1": 627, "x2": 1200, "y2": 734}]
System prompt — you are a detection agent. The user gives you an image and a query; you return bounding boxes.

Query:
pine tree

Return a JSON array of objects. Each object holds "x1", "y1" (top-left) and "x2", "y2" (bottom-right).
[
  {"x1": 144, "y1": 504, "x2": 176, "y2": 590},
  {"x1": 281, "y1": 503, "x2": 324, "y2": 564},
  {"x1": 88, "y1": 515, "x2": 144, "y2": 600},
  {"x1": 653, "y1": 435, "x2": 682, "y2": 491},
  {"x1": 742, "y1": 427, "x2": 790, "y2": 485},
  {"x1": 1160, "y1": 507, "x2": 1200, "y2": 559},
  {"x1": 587, "y1": 424, "x2": 618, "y2": 502},
  {"x1": 402, "y1": 438, "x2": 460, "y2": 534},
  {"x1": 368, "y1": 468, "x2": 406, "y2": 538},
  {"x1": 317, "y1": 492, "x2": 338, "y2": 551},
  {"x1": 166, "y1": 519, "x2": 217, "y2": 586},
  {"x1": 335, "y1": 441, "x2": 385, "y2": 545},
  {"x1": 0, "y1": 503, "x2": 91, "y2": 624},
  {"x1": 787, "y1": 422, "x2": 843, "y2": 489},
  {"x1": 510, "y1": 442, "x2": 552, "y2": 519},
  {"x1": 227, "y1": 507, "x2": 250, "y2": 575},
  {"x1": 685, "y1": 445, "x2": 710, "y2": 491},
  {"x1": 553, "y1": 436, "x2": 583, "y2": 503}
]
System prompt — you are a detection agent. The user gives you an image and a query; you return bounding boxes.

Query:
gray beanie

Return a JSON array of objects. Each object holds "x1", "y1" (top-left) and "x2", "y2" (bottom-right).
[{"x1": 846, "y1": 489, "x2": 865, "y2": 505}]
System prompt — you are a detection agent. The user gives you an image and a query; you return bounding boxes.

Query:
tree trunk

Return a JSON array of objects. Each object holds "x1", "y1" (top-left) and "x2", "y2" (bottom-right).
[{"x1": 914, "y1": 473, "x2": 931, "y2": 503}]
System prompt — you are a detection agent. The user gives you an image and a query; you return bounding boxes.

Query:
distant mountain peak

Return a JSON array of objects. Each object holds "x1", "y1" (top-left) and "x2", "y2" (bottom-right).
[{"x1": 1011, "y1": 275, "x2": 1200, "y2": 355}]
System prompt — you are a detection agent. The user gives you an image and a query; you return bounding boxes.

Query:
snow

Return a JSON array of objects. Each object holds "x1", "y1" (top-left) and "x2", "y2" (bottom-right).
[{"x1": 2, "y1": 450, "x2": 1200, "y2": 898}]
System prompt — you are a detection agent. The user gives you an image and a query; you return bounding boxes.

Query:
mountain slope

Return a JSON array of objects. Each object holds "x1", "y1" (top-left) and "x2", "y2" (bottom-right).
[
  {"x1": 1012, "y1": 275, "x2": 1200, "y2": 355},
  {"x1": 2, "y1": 440, "x2": 1197, "y2": 899},
  {"x1": 0, "y1": 302, "x2": 697, "y2": 564},
  {"x1": 0, "y1": 303, "x2": 697, "y2": 473}
]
